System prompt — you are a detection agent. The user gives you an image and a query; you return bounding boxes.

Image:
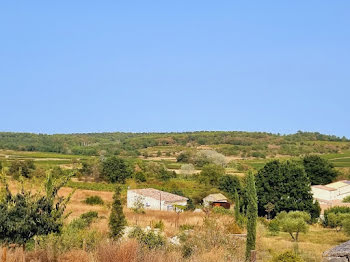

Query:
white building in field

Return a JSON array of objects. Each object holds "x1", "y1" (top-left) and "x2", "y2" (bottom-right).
[
  {"x1": 127, "y1": 188, "x2": 188, "y2": 211},
  {"x1": 312, "y1": 180, "x2": 350, "y2": 203}
]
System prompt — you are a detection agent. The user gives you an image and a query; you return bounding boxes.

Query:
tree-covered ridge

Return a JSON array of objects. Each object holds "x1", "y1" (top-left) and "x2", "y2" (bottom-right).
[{"x1": 0, "y1": 131, "x2": 348, "y2": 157}]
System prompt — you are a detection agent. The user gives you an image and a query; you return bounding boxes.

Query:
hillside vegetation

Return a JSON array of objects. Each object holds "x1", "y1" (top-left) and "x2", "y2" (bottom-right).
[
  {"x1": 1, "y1": 131, "x2": 350, "y2": 262},
  {"x1": 0, "y1": 131, "x2": 348, "y2": 158}
]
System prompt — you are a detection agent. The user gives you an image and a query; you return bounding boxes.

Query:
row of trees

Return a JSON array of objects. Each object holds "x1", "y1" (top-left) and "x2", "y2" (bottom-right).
[{"x1": 0, "y1": 131, "x2": 347, "y2": 157}]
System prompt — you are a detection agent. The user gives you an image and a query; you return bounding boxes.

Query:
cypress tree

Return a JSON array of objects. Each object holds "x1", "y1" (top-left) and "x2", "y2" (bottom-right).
[
  {"x1": 234, "y1": 190, "x2": 240, "y2": 222},
  {"x1": 245, "y1": 172, "x2": 258, "y2": 260},
  {"x1": 109, "y1": 186, "x2": 127, "y2": 240}
]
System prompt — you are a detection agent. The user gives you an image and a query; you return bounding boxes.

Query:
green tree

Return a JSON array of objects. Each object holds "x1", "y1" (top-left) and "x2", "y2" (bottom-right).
[
  {"x1": 0, "y1": 172, "x2": 73, "y2": 257},
  {"x1": 134, "y1": 171, "x2": 147, "y2": 183},
  {"x1": 219, "y1": 175, "x2": 242, "y2": 198},
  {"x1": 276, "y1": 211, "x2": 310, "y2": 242},
  {"x1": 109, "y1": 186, "x2": 127, "y2": 240},
  {"x1": 303, "y1": 155, "x2": 338, "y2": 185},
  {"x1": 80, "y1": 161, "x2": 93, "y2": 176},
  {"x1": 234, "y1": 190, "x2": 241, "y2": 222},
  {"x1": 255, "y1": 160, "x2": 319, "y2": 219},
  {"x1": 176, "y1": 151, "x2": 192, "y2": 163},
  {"x1": 185, "y1": 198, "x2": 196, "y2": 211},
  {"x1": 156, "y1": 166, "x2": 175, "y2": 181},
  {"x1": 199, "y1": 164, "x2": 225, "y2": 186},
  {"x1": 102, "y1": 156, "x2": 132, "y2": 183},
  {"x1": 264, "y1": 202, "x2": 275, "y2": 220},
  {"x1": 245, "y1": 172, "x2": 258, "y2": 260},
  {"x1": 8, "y1": 160, "x2": 36, "y2": 179},
  {"x1": 327, "y1": 212, "x2": 350, "y2": 231}
]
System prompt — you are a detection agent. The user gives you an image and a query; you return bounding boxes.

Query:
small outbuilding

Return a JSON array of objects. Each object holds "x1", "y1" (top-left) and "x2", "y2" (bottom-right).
[
  {"x1": 127, "y1": 188, "x2": 188, "y2": 211},
  {"x1": 312, "y1": 180, "x2": 350, "y2": 203},
  {"x1": 203, "y1": 193, "x2": 230, "y2": 209}
]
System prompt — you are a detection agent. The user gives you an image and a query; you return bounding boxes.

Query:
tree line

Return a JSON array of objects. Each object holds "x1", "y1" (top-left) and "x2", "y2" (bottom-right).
[{"x1": 0, "y1": 131, "x2": 347, "y2": 157}]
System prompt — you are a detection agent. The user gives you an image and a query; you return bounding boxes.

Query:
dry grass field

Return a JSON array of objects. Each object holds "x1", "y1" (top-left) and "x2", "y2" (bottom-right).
[{"x1": 2, "y1": 180, "x2": 350, "y2": 262}]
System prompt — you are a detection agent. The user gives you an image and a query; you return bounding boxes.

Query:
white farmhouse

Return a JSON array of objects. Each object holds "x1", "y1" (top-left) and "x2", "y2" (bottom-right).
[
  {"x1": 312, "y1": 180, "x2": 350, "y2": 203},
  {"x1": 127, "y1": 188, "x2": 188, "y2": 211}
]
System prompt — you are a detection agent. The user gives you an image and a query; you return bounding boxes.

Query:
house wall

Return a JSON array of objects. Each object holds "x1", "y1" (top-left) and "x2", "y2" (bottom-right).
[
  {"x1": 127, "y1": 191, "x2": 187, "y2": 211},
  {"x1": 312, "y1": 186, "x2": 350, "y2": 201}
]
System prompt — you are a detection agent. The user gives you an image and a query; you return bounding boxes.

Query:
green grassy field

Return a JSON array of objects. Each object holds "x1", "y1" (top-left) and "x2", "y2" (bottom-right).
[{"x1": 324, "y1": 151, "x2": 350, "y2": 168}]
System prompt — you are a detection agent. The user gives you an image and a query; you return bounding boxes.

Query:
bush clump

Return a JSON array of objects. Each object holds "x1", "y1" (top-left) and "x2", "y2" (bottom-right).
[
  {"x1": 154, "y1": 220, "x2": 165, "y2": 231},
  {"x1": 84, "y1": 195, "x2": 104, "y2": 205},
  {"x1": 323, "y1": 206, "x2": 350, "y2": 227},
  {"x1": 212, "y1": 206, "x2": 234, "y2": 216},
  {"x1": 271, "y1": 250, "x2": 304, "y2": 262},
  {"x1": 343, "y1": 195, "x2": 350, "y2": 203},
  {"x1": 129, "y1": 227, "x2": 165, "y2": 249}
]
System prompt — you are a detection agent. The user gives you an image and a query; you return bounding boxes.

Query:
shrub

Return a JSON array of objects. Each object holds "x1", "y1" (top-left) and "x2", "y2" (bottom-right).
[
  {"x1": 224, "y1": 221, "x2": 243, "y2": 234},
  {"x1": 342, "y1": 217, "x2": 350, "y2": 236},
  {"x1": 179, "y1": 224, "x2": 195, "y2": 231},
  {"x1": 69, "y1": 211, "x2": 99, "y2": 230},
  {"x1": 128, "y1": 227, "x2": 165, "y2": 249},
  {"x1": 182, "y1": 243, "x2": 194, "y2": 258},
  {"x1": 135, "y1": 171, "x2": 146, "y2": 182},
  {"x1": 271, "y1": 250, "x2": 304, "y2": 262},
  {"x1": 212, "y1": 206, "x2": 234, "y2": 216},
  {"x1": 84, "y1": 195, "x2": 104, "y2": 205},
  {"x1": 80, "y1": 211, "x2": 99, "y2": 223},
  {"x1": 185, "y1": 198, "x2": 196, "y2": 211},
  {"x1": 140, "y1": 231, "x2": 165, "y2": 249},
  {"x1": 154, "y1": 220, "x2": 165, "y2": 231},
  {"x1": 40, "y1": 212, "x2": 102, "y2": 253},
  {"x1": 268, "y1": 219, "x2": 280, "y2": 236},
  {"x1": 343, "y1": 195, "x2": 350, "y2": 203},
  {"x1": 323, "y1": 206, "x2": 350, "y2": 227}
]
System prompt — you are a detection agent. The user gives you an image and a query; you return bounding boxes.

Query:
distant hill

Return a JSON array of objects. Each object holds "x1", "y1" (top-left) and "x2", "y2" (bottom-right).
[{"x1": 0, "y1": 131, "x2": 348, "y2": 158}]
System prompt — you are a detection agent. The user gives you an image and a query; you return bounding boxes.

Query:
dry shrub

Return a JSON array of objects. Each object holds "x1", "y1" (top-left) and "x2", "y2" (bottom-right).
[
  {"x1": 140, "y1": 250, "x2": 182, "y2": 262},
  {"x1": 225, "y1": 221, "x2": 243, "y2": 234},
  {"x1": 58, "y1": 250, "x2": 90, "y2": 262},
  {"x1": 26, "y1": 250, "x2": 52, "y2": 262},
  {"x1": 95, "y1": 240, "x2": 182, "y2": 262},
  {"x1": 180, "y1": 217, "x2": 245, "y2": 261},
  {"x1": 95, "y1": 240, "x2": 138, "y2": 262},
  {"x1": 4, "y1": 248, "x2": 24, "y2": 262}
]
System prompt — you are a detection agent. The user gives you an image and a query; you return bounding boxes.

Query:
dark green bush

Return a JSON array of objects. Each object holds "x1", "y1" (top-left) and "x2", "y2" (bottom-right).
[
  {"x1": 69, "y1": 211, "x2": 99, "y2": 230},
  {"x1": 179, "y1": 224, "x2": 195, "y2": 231},
  {"x1": 268, "y1": 219, "x2": 280, "y2": 236},
  {"x1": 84, "y1": 196, "x2": 104, "y2": 205},
  {"x1": 154, "y1": 220, "x2": 165, "y2": 231},
  {"x1": 182, "y1": 243, "x2": 194, "y2": 258},
  {"x1": 135, "y1": 171, "x2": 147, "y2": 182},
  {"x1": 323, "y1": 206, "x2": 350, "y2": 227}
]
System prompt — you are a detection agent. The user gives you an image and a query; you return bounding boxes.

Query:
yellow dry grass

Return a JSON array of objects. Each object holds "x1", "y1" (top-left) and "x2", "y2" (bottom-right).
[
  {"x1": 3, "y1": 180, "x2": 350, "y2": 262},
  {"x1": 256, "y1": 223, "x2": 349, "y2": 261}
]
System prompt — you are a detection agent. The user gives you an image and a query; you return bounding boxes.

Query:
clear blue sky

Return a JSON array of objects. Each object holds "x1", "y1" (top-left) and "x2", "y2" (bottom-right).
[{"x1": 1, "y1": 1, "x2": 349, "y2": 137}]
